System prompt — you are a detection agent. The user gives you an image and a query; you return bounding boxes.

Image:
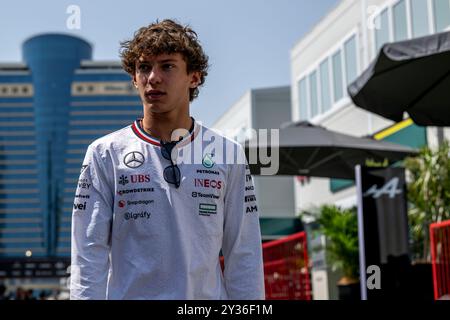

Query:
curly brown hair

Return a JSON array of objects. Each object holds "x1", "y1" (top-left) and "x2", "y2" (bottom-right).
[{"x1": 120, "y1": 19, "x2": 209, "y2": 101}]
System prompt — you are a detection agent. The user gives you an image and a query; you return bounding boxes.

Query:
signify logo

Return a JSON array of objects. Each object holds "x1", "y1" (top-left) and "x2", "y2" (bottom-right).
[{"x1": 124, "y1": 211, "x2": 151, "y2": 220}]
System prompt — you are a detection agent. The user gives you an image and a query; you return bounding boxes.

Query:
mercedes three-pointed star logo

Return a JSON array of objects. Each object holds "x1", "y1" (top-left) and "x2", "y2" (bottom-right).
[{"x1": 123, "y1": 151, "x2": 145, "y2": 169}]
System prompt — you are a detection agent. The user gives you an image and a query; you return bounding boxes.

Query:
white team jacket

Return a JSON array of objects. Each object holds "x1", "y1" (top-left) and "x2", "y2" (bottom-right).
[{"x1": 70, "y1": 119, "x2": 265, "y2": 300}]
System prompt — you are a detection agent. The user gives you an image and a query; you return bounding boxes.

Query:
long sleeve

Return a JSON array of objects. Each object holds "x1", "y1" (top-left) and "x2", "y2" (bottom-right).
[
  {"x1": 70, "y1": 144, "x2": 114, "y2": 300},
  {"x1": 221, "y1": 147, "x2": 265, "y2": 300}
]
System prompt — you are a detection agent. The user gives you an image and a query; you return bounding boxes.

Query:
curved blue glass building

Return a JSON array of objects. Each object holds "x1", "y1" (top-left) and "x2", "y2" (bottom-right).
[
  {"x1": 0, "y1": 34, "x2": 142, "y2": 265},
  {"x1": 23, "y1": 34, "x2": 92, "y2": 257}
]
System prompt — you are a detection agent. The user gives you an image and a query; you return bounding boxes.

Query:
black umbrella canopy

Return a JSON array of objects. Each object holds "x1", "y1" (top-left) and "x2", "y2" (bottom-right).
[
  {"x1": 244, "y1": 121, "x2": 417, "y2": 179},
  {"x1": 348, "y1": 31, "x2": 450, "y2": 126}
]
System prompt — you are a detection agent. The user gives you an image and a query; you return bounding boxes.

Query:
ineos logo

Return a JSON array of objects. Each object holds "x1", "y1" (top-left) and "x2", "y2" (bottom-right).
[{"x1": 123, "y1": 151, "x2": 145, "y2": 168}]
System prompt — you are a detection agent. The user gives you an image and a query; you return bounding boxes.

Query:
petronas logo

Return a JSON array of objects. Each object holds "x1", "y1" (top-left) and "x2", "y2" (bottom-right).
[{"x1": 202, "y1": 153, "x2": 215, "y2": 168}]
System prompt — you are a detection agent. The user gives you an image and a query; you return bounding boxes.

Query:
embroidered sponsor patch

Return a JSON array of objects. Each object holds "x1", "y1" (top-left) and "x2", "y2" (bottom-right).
[{"x1": 199, "y1": 203, "x2": 217, "y2": 216}]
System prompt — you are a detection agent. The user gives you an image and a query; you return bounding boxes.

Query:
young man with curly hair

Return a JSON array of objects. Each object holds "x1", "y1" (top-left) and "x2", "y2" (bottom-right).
[{"x1": 70, "y1": 19, "x2": 264, "y2": 300}]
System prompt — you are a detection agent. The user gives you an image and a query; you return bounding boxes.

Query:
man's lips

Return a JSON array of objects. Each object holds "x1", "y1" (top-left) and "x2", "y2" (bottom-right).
[{"x1": 145, "y1": 90, "x2": 166, "y2": 99}]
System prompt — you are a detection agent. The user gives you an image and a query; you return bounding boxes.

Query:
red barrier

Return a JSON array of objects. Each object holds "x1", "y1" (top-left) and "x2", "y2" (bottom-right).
[
  {"x1": 430, "y1": 219, "x2": 450, "y2": 300},
  {"x1": 220, "y1": 231, "x2": 311, "y2": 300},
  {"x1": 262, "y1": 231, "x2": 311, "y2": 300}
]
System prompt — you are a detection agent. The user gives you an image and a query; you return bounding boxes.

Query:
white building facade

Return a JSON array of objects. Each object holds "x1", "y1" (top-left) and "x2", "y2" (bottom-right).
[
  {"x1": 291, "y1": 0, "x2": 450, "y2": 214},
  {"x1": 213, "y1": 86, "x2": 299, "y2": 240}
]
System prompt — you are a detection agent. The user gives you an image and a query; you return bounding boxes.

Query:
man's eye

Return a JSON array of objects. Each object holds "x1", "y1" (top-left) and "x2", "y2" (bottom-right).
[
  {"x1": 139, "y1": 65, "x2": 150, "y2": 72},
  {"x1": 163, "y1": 64, "x2": 174, "y2": 70}
]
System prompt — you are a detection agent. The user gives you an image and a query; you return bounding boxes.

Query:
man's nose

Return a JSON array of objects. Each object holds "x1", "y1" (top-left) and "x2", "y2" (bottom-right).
[{"x1": 147, "y1": 68, "x2": 162, "y2": 84}]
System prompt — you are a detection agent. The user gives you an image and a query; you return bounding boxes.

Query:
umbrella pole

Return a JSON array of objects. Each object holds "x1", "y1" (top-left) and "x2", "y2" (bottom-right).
[
  {"x1": 437, "y1": 127, "x2": 444, "y2": 146},
  {"x1": 355, "y1": 164, "x2": 367, "y2": 300}
]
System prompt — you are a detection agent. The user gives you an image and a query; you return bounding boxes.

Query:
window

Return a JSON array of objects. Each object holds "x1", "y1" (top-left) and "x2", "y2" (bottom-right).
[
  {"x1": 375, "y1": 8, "x2": 390, "y2": 52},
  {"x1": 332, "y1": 51, "x2": 343, "y2": 102},
  {"x1": 309, "y1": 71, "x2": 319, "y2": 118},
  {"x1": 319, "y1": 59, "x2": 331, "y2": 113},
  {"x1": 433, "y1": 0, "x2": 450, "y2": 32},
  {"x1": 298, "y1": 77, "x2": 308, "y2": 120},
  {"x1": 344, "y1": 35, "x2": 357, "y2": 85},
  {"x1": 297, "y1": 32, "x2": 358, "y2": 120},
  {"x1": 393, "y1": 0, "x2": 408, "y2": 41},
  {"x1": 411, "y1": 0, "x2": 430, "y2": 37}
]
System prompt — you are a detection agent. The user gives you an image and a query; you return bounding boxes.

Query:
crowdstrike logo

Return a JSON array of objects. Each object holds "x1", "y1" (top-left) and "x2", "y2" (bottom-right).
[
  {"x1": 117, "y1": 187, "x2": 154, "y2": 196},
  {"x1": 123, "y1": 151, "x2": 145, "y2": 168}
]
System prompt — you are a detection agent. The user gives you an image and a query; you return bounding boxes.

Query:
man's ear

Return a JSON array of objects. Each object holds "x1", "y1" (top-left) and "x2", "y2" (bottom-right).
[
  {"x1": 190, "y1": 71, "x2": 201, "y2": 88},
  {"x1": 132, "y1": 75, "x2": 138, "y2": 88}
]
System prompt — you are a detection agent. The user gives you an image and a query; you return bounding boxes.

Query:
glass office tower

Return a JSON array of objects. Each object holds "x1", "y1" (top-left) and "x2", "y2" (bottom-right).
[{"x1": 0, "y1": 34, "x2": 141, "y2": 263}]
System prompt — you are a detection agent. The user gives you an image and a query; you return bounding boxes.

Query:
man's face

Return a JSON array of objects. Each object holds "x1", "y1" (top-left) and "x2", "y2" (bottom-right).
[{"x1": 133, "y1": 53, "x2": 200, "y2": 114}]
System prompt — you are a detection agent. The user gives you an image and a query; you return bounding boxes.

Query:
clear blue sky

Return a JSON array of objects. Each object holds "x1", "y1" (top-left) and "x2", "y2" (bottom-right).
[{"x1": 0, "y1": 0, "x2": 339, "y2": 127}]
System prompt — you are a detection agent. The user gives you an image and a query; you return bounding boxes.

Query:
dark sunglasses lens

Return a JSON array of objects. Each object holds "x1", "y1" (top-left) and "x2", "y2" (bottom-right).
[
  {"x1": 161, "y1": 146, "x2": 170, "y2": 160},
  {"x1": 164, "y1": 165, "x2": 181, "y2": 186},
  {"x1": 161, "y1": 142, "x2": 176, "y2": 160}
]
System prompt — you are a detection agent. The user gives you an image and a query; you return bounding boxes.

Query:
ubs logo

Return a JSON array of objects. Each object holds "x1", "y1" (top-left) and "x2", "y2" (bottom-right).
[
  {"x1": 123, "y1": 151, "x2": 145, "y2": 168},
  {"x1": 119, "y1": 174, "x2": 150, "y2": 186}
]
